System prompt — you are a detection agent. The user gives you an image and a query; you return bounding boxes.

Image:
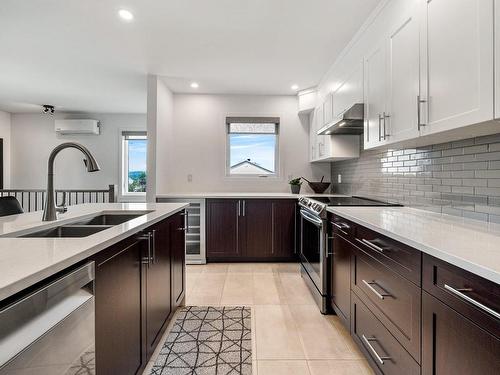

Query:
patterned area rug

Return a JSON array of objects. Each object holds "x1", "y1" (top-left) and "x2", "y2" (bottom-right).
[{"x1": 151, "y1": 306, "x2": 252, "y2": 375}]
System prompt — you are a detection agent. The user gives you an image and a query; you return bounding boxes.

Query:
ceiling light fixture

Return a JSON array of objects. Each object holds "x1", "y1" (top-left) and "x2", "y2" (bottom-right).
[
  {"x1": 291, "y1": 84, "x2": 299, "y2": 91},
  {"x1": 190, "y1": 82, "x2": 199, "y2": 89},
  {"x1": 118, "y1": 9, "x2": 134, "y2": 21},
  {"x1": 42, "y1": 104, "x2": 55, "y2": 115}
]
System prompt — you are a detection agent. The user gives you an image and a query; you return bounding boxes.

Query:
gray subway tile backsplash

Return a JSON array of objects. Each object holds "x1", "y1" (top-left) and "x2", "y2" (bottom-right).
[{"x1": 330, "y1": 134, "x2": 500, "y2": 223}]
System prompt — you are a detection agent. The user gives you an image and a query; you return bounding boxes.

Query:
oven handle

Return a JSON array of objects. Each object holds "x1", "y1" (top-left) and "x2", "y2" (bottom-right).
[{"x1": 299, "y1": 209, "x2": 323, "y2": 227}]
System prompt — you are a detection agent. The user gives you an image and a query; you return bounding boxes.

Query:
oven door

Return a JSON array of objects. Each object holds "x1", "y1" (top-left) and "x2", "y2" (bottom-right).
[{"x1": 299, "y1": 208, "x2": 326, "y2": 295}]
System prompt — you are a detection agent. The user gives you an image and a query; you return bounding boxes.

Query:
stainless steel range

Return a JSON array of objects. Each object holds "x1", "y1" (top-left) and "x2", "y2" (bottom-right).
[{"x1": 298, "y1": 196, "x2": 401, "y2": 314}]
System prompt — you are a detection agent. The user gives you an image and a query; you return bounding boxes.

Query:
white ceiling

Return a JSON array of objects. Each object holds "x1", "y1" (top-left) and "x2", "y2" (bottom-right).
[{"x1": 0, "y1": 0, "x2": 380, "y2": 114}]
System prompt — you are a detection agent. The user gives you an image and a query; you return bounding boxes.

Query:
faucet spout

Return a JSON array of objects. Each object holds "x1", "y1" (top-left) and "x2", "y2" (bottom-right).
[{"x1": 42, "y1": 142, "x2": 100, "y2": 221}]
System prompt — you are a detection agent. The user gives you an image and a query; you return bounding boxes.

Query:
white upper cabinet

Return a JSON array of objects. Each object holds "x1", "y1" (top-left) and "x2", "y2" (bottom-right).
[
  {"x1": 386, "y1": 2, "x2": 421, "y2": 143},
  {"x1": 495, "y1": 0, "x2": 500, "y2": 119},
  {"x1": 332, "y1": 63, "x2": 363, "y2": 119},
  {"x1": 298, "y1": 89, "x2": 317, "y2": 114},
  {"x1": 364, "y1": 41, "x2": 387, "y2": 149},
  {"x1": 419, "y1": 0, "x2": 494, "y2": 135},
  {"x1": 322, "y1": 93, "x2": 334, "y2": 126}
]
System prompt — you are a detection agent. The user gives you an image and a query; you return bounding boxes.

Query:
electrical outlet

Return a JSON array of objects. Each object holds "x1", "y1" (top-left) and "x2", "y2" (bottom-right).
[
  {"x1": 187, "y1": 174, "x2": 193, "y2": 182},
  {"x1": 337, "y1": 174, "x2": 342, "y2": 184}
]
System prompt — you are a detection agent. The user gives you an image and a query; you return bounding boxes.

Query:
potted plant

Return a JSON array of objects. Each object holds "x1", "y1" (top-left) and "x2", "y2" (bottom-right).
[{"x1": 289, "y1": 177, "x2": 302, "y2": 194}]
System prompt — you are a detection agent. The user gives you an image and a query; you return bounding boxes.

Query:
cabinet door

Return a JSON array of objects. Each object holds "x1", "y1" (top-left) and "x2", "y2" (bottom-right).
[
  {"x1": 271, "y1": 200, "x2": 296, "y2": 258},
  {"x1": 241, "y1": 199, "x2": 273, "y2": 258},
  {"x1": 364, "y1": 41, "x2": 387, "y2": 149},
  {"x1": 95, "y1": 238, "x2": 145, "y2": 375},
  {"x1": 323, "y1": 93, "x2": 333, "y2": 125},
  {"x1": 496, "y1": 0, "x2": 500, "y2": 119},
  {"x1": 206, "y1": 199, "x2": 240, "y2": 258},
  {"x1": 309, "y1": 110, "x2": 318, "y2": 162},
  {"x1": 422, "y1": 292, "x2": 500, "y2": 375},
  {"x1": 170, "y1": 212, "x2": 186, "y2": 308},
  {"x1": 332, "y1": 63, "x2": 363, "y2": 119},
  {"x1": 330, "y1": 233, "x2": 352, "y2": 329},
  {"x1": 420, "y1": 0, "x2": 494, "y2": 134},
  {"x1": 386, "y1": 3, "x2": 421, "y2": 143},
  {"x1": 146, "y1": 220, "x2": 171, "y2": 356}
]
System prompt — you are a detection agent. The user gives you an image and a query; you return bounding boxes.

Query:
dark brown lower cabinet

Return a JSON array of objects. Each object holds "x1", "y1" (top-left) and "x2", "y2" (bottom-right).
[
  {"x1": 145, "y1": 219, "x2": 171, "y2": 357},
  {"x1": 95, "y1": 211, "x2": 185, "y2": 375},
  {"x1": 422, "y1": 291, "x2": 500, "y2": 375},
  {"x1": 206, "y1": 199, "x2": 240, "y2": 258},
  {"x1": 330, "y1": 232, "x2": 352, "y2": 328},
  {"x1": 170, "y1": 212, "x2": 186, "y2": 309},
  {"x1": 95, "y1": 237, "x2": 145, "y2": 375},
  {"x1": 206, "y1": 198, "x2": 297, "y2": 261},
  {"x1": 351, "y1": 292, "x2": 420, "y2": 375}
]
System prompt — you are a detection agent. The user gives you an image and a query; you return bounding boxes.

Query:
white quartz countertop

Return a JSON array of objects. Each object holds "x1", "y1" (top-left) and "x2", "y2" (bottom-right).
[
  {"x1": 326, "y1": 206, "x2": 500, "y2": 284},
  {"x1": 0, "y1": 202, "x2": 188, "y2": 301},
  {"x1": 157, "y1": 192, "x2": 347, "y2": 199}
]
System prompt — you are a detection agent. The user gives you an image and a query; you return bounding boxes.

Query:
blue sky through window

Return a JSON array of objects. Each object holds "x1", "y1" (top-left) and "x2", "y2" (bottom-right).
[
  {"x1": 229, "y1": 134, "x2": 276, "y2": 172},
  {"x1": 128, "y1": 139, "x2": 147, "y2": 172}
]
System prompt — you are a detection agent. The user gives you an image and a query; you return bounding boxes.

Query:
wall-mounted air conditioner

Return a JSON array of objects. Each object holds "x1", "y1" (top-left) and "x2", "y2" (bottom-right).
[{"x1": 55, "y1": 119, "x2": 101, "y2": 135}]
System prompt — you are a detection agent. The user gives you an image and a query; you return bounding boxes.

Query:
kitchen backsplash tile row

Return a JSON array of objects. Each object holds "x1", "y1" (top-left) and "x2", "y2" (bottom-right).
[{"x1": 330, "y1": 133, "x2": 500, "y2": 223}]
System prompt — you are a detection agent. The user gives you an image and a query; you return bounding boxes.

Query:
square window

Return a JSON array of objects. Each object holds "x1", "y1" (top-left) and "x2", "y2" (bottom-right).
[{"x1": 226, "y1": 118, "x2": 279, "y2": 177}]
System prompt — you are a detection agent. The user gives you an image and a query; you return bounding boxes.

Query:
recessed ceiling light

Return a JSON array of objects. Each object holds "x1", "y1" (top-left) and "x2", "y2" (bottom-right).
[
  {"x1": 291, "y1": 84, "x2": 299, "y2": 91},
  {"x1": 190, "y1": 82, "x2": 199, "y2": 89},
  {"x1": 118, "y1": 9, "x2": 134, "y2": 21}
]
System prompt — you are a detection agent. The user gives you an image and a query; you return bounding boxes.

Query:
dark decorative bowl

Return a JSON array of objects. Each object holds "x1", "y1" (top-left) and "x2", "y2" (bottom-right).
[{"x1": 307, "y1": 181, "x2": 331, "y2": 194}]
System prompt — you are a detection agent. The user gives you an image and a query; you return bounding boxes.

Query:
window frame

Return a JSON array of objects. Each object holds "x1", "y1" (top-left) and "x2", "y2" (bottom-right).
[
  {"x1": 118, "y1": 129, "x2": 147, "y2": 202},
  {"x1": 225, "y1": 117, "x2": 280, "y2": 178}
]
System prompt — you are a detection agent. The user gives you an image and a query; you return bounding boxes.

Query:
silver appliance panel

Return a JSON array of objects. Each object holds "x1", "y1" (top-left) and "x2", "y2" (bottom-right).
[{"x1": 0, "y1": 262, "x2": 95, "y2": 375}]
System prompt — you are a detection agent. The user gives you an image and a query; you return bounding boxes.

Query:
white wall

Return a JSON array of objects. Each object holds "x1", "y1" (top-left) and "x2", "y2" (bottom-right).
[
  {"x1": 10, "y1": 113, "x2": 146, "y2": 190},
  {"x1": 156, "y1": 94, "x2": 330, "y2": 194},
  {"x1": 147, "y1": 75, "x2": 174, "y2": 201},
  {"x1": 0, "y1": 110, "x2": 11, "y2": 188}
]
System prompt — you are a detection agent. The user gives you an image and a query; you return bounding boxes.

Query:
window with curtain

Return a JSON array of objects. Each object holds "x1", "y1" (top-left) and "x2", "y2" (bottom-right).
[{"x1": 226, "y1": 117, "x2": 279, "y2": 177}]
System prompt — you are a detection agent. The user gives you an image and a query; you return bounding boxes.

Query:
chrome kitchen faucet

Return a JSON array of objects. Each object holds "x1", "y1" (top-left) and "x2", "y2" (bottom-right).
[{"x1": 42, "y1": 142, "x2": 100, "y2": 221}]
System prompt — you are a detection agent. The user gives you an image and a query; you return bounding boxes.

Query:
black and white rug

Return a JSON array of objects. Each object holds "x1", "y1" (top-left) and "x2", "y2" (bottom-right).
[{"x1": 151, "y1": 306, "x2": 252, "y2": 375}]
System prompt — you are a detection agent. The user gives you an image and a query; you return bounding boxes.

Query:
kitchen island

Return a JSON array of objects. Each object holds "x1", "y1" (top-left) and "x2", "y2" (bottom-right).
[{"x1": 0, "y1": 202, "x2": 188, "y2": 375}]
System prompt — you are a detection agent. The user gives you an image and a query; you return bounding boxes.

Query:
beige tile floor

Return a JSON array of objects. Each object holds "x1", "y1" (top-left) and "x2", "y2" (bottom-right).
[{"x1": 143, "y1": 262, "x2": 374, "y2": 375}]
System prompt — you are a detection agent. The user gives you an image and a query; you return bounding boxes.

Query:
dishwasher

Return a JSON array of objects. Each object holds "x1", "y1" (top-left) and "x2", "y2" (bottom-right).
[{"x1": 0, "y1": 262, "x2": 95, "y2": 374}]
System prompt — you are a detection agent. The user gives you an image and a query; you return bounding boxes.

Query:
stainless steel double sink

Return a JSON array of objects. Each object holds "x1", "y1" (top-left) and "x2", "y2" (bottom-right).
[{"x1": 18, "y1": 213, "x2": 149, "y2": 238}]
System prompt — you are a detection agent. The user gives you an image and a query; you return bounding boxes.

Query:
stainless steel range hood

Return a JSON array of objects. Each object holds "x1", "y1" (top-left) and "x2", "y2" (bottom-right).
[{"x1": 317, "y1": 103, "x2": 364, "y2": 135}]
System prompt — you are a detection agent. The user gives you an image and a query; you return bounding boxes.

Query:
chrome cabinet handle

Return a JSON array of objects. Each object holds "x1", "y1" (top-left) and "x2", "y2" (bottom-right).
[
  {"x1": 137, "y1": 233, "x2": 152, "y2": 267},
  {"x1": 444, "y1": 284, "x2": 500, "y2": 320},
  {"x1": 238, "y1": 200, "x2": 241, "y2": 216},
  {"x1": 151, "y1": 229, "x2": 156, "y2": 264},
  {"x1": 355, "y1": 238, "x2": 385, "y2": 253},
  {"x1": 362, "y1": 335, "x2": 391, "y2": 365},
  {"x1": 378, "y1": 114, "x2": 383, "y2": 141},
  {"x1": 362, "y1": 280, "x2": 393, "y2": 300},
  {"x1": 417, "y1": 95, "x2": 427, "y2": 130},
  {"x1": 332, "y1": 222, "x2": 349, "y2": 235},
  {"x1": 383, "y1": 112, "x2": 390, "y2": 140},
  {"x1": 242, "y1": 200, "x2": 246, "y2": 216}
]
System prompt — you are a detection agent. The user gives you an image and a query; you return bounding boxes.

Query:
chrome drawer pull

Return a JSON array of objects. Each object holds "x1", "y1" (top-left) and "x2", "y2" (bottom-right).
[
  {"x1": 361, "y1": 335, "x2": 391, "y2": 365},
  {"x1": 332, "y1": 222, "x2": 349, "y2": 235},
  {"x1": 444, "y1": 284, "x2": 500, "y2": 320},
  {"x1": 355, "y1": 238, "x2": 385, "y2": 253},
  {"x1": 362, "y1": 280, "x2": 393, "y2": 300}
]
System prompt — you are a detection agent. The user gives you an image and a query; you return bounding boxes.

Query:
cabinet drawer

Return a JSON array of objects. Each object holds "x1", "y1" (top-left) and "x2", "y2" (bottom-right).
[
  {"x1": 354, "y1": 225, "x2": 421, "y2": 285},
  {"x1": 330, "y1": 214, "x2": 355, "y2": 238},
  {"x1": 351, "y1": 292, "x2": 420, "y2": 375},
  {"x1": 423, "y1": 254, "x2": 500, "y2": 338},
  {"x1": 352, "y1": 250, "x2": 421, "y2": 361}
]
